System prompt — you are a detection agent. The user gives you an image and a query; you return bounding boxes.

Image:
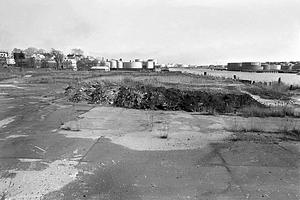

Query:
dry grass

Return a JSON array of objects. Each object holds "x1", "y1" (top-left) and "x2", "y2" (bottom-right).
[
  {"x1": 239, "y1": 105, "x2": 299, "y2": 118},
  {"x1": 244, "y1": 82, "x2": 291, "y2": 100},
  {"x1": 226, "y1": 117, "x2": 300, "y2": 140}
]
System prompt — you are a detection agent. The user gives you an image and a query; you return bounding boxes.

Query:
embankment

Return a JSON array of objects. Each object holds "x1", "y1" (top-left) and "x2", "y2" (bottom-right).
[{"x1": 65, "y1": 81, "x2": 261, "y2": 114}]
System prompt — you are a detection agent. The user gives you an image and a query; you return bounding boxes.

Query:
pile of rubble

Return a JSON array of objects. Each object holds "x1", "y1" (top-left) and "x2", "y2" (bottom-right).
[{"x1": 65, "y1": 82, "x2": 261, "y2": 113}]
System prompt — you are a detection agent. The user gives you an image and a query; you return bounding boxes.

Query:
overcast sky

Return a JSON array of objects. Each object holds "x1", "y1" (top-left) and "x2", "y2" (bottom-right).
[{"x1": 0, "y1": 0, "x2": 299, "y2": 64}]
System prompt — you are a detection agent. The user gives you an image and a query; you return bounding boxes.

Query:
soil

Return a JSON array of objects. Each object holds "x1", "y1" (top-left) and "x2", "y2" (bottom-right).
[{"x1": 65, "y1": 82, "x2": 262, "y2": 113}]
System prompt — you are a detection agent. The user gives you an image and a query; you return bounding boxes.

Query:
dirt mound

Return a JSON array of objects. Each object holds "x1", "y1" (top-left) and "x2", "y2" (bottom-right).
[{"x1": 65, "y1": 82, "x2": 261, "y2": 113}]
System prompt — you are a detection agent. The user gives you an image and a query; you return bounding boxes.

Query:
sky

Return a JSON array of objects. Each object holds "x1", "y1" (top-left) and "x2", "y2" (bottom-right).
[{"x1": 0, "y1": 0, "x2": 299, "y2": 65}]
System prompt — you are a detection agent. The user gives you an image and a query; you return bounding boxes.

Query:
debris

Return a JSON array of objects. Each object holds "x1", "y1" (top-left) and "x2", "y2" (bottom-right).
[
  {"x1": 65, "y1": 81, "x2": 262, "y2": 113},
  {"x1": 33, "y1": 145, "x2": 46, "y2": 153}
]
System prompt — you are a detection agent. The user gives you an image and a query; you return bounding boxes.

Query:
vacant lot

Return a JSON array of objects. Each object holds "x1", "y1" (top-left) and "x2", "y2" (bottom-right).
[{"x1": 1, "y1": 69, "x2": 299, "y2": 200}]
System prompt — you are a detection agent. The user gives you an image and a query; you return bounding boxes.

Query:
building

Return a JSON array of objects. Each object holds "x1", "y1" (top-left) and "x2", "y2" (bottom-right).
[
  {"x1": 0, "y1": 51, "x2": 8, "y2": 58},
  {"x1": 0, "y1": 51, "x2": 9, "y2": 66},
  {"x1": 65, "y1": 54, "x2": 82, "y2": 71},
  {"x1": 90, "y1": 65, "x2": 110, "y2": 71},
  {"x1": 142, "y1": 59, "x2": 155, "y2": 69}
]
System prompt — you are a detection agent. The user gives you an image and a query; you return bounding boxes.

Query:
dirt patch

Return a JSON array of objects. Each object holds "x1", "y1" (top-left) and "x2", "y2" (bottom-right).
[
  {"x1": 65, "y1": 82, "x2": 261, "y2": 113},
  {"x1": 0, "y1": 159, "x2": 78, "y2": 199},
  {"x1": 59, "y1": 107, "x2": 231, "y2": 151}
]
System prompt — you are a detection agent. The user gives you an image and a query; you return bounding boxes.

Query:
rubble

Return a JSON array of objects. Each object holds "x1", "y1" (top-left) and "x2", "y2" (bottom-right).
[{"x1": 65, "y1": 81, "x2": 262, "y2": 114}]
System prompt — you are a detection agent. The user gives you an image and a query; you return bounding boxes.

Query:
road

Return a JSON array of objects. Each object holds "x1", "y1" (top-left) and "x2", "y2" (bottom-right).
[{"x1": 0, "y1": 80, "x2": 299, "y2": 200}]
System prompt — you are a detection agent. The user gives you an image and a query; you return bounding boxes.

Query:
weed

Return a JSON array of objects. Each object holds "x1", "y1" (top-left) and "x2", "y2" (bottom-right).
[
  {"x1": 239, "y1": 105, "x2": 298, "y2": 118},
  {"x1": 244, "y1": 82, "x2": 291, "y2": 100},
  {"x1": 226, "y1": 116, "x2": 300, "y2": 141}
]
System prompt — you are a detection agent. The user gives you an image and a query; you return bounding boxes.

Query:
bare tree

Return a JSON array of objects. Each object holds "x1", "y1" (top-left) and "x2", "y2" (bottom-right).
[
  {"x1": 12, "y1": 48, "x2": 23, "y2": 54},
  {"x1": 50, "y1": 48, "x2": 64, "y2": 70},
  {"x1": 23, "y1": 47, "x2": 38, "y2": 57},
  {"x1": 71, "y1": 48, "x2": 84, "y2": 56},
  {"x1": 37, "y1": 48, "x2": 47, "y2": 55}
]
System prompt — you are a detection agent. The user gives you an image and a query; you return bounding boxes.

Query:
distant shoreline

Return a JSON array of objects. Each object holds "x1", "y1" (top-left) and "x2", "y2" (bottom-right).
[{"x1": 170, "y1": 68, "x2": 300, "y2": 85}]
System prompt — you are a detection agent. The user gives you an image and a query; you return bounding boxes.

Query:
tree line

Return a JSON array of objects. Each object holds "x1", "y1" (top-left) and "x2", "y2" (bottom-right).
[{"x1": 11, "y1": 47, "x2": 85, "y2": 70}]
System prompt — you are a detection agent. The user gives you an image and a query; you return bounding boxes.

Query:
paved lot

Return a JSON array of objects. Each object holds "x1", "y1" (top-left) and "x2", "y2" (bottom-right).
[{"x1": 0, "y1": 82, "x2": 299, "y2": 200}]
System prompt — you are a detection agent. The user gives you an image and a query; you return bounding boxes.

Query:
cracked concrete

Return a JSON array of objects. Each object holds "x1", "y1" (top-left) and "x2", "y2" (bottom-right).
[{"x1": 0, "y1": 81, "x2": 299, "y2": 200}]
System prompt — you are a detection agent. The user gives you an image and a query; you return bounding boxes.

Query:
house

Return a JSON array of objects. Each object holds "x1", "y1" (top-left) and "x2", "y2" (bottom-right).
[
  {"x1": 64, "y1": 54, "x2": 83, "y2": 71},
  {"x1": 0, "y1": 51, "x2": 9, "y2": 66}
]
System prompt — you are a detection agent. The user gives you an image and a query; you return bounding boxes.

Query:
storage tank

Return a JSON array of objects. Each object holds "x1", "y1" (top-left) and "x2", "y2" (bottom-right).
[
  {"x1": 130, "y1": 61, "x2": 143, "y2": 69},
  {"x1": 292, "y1": 64, "x2": 300, "y2": 71},
  {"x1": 281, "y1": 65, "x2": 292, "y2": 71},
  {"x1": 262, "y1": 64, "x2": 271, "y2": 71},
  {"x1": 123, "y1": 62, "x2": 131, "y2": 69},
  {"x1": 123, "y1": 61, "x2": 143, "y2": 69},
  {"x1": 269, "y1": 65, "x2": 281, "y2": 71},
  {"x1": 110, "y1": 59, "x2": 117, "y2": 69},
  {"x1": 242, "y1": 62, "x2": 262, "y2": 72},
  {"x1": 227, "y1": 63, "x2": 242, "y2": 71},
  {"x1": 117, "y1": 60, "x2": 123, "y2": 68},
  {"x1": 105, "y1": 61, "x2": 111, "y2": 68}
]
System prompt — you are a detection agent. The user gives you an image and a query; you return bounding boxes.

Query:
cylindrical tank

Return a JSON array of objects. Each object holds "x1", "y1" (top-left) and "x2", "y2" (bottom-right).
[
  {"x1": 123, "y1": 61, "x2": 144, "y2": 69},
  {"x1": 262, "y1": 64, "x2": 271, "y2": 71},
  {"x1": 292, "y1": 64, "x2": 300, "y2": 71},
  {"x1": 130, "y1": 61, "x2": 143, "y2": 69},
  {"x1": 123, "y1": 62, "x2": 131, "y2": 69},
  {"x1": 117, "y1": 60, "x2": 123, "y2": 68},
  {"x1": 269, "y1": 65, "x2": 281, "y2": 71},
  {"x1": 242, "y1": 62, "x2": 262, "y2": 72},
  {"x1": 105, "y1": 61, "x2": 111, "y2": 68},
  {"x1": 227, "y1": 63, "x2": 242, "y2": 71},
  {"x1": 110, "y1": 60, "x2": 117, "y2": 69},
  {"x1": 281, "y1": 65, "x2": 292, "y2": 71}
]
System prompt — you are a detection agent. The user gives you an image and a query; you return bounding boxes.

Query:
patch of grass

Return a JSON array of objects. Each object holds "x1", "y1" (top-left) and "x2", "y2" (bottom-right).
[
  {"x1": 244, "y1": 82, "x2": 291, "y2": 100},
  {"x1": 226, "y1": 117, "x2": 300, "y2": 141},
  {"x1": 26, "y1": 76, "x2": 54, "y2": 84},
  {"x1": 239, "y1": 105, "x2": 298, "y2": 118},
  {"x1": 286, "y1": 128, "x2": 300, "y2": 140}
]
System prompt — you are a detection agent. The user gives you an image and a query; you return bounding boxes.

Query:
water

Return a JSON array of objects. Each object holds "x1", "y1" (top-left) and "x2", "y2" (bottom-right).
[{"x1": 171, "y1": 68, "x2": 300, "y2": 85}]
